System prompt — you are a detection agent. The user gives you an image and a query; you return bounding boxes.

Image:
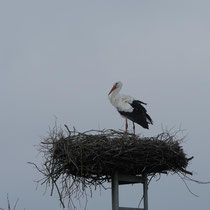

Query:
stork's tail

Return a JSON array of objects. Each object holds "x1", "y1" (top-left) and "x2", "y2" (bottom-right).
[{"x1": 146, "y1": 113, "x2": 153, "y2": 125}]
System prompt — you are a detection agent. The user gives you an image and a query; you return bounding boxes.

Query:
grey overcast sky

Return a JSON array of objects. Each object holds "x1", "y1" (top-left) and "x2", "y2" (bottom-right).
[{"x1": 0, "y1": 0, "x2": 210, "y2": 209}]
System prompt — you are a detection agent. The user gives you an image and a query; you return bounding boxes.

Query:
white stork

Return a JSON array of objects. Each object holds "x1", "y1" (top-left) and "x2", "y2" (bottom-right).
[{"x1": 108, "y1": 81, "x2": 153, "y2": 134}]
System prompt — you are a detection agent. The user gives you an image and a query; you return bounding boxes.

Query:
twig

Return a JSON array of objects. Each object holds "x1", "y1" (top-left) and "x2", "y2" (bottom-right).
[
  {"x1": 177, "y1": 173, "x2": 199, "y2": 197},
  {"x1": 64, "y1": 124, "x2": 71, "y2": 136}
]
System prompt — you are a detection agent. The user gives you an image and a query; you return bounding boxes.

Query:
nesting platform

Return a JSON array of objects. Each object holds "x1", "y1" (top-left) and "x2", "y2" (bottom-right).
[
  {"x1": 35, "y1": 128, "x2": 193, "y2": 208},
  {"x1": 40, "y1": 128, "x2": 192, "y2": 183}
]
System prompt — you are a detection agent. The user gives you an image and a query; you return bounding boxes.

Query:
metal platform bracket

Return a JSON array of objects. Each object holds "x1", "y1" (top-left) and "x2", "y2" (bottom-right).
[{"x1": 111, "y1": 171, "x2": 148, "y2": 210}]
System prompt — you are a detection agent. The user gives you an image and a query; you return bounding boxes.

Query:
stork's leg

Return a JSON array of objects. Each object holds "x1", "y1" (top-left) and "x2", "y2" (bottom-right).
[
  {"x1": 133, "y1": 122, "x2": 135, "y2": 135},
  {"x1": 125, "y1": 118, "x2": 128, "y2": 133}
]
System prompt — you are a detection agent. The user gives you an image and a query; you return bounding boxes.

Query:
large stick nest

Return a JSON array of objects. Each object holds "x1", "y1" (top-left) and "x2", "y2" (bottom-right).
[
  {"x1": 35, "y1": 127, "x2": 193, "y2": 208},
  {"x1": 52, "y1": 130, "x2": 191, "y2": 178}
]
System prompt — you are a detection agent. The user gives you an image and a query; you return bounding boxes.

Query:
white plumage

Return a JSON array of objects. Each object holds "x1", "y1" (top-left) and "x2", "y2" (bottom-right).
[{"x1": 108, "y1": 81, "x2": 153, "y2": 134}]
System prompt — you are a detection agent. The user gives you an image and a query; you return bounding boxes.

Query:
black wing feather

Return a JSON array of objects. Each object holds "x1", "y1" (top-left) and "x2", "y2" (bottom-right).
[
  {"x1": 118, "y1": 100, "x2": 153, "y2": 129},
  {"x1": 130, "y1": 100, "x2": 147, "y2": 112}
]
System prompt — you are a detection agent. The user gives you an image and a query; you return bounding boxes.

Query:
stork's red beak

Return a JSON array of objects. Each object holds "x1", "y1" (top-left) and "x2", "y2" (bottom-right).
[{"x1": 108, "y1": 85, "x2": 116, "y2": 95}]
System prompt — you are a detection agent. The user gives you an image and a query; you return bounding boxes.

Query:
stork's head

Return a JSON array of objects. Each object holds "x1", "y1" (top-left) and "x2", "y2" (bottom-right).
[{"x1": 108, "y1": 81, "x2": 122, "y2": 95}]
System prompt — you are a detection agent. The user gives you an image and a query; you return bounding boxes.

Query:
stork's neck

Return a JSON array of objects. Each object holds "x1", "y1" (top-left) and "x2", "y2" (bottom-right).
[{"x1": 109, "y1": 86, "x2": 121, "y2": 104}]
